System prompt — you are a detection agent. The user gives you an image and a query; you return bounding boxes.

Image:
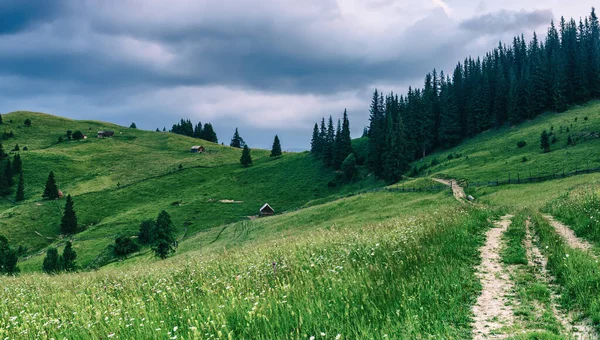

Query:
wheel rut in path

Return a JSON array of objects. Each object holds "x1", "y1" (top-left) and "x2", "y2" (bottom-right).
[
  {"x1": 432, "y1": 178, "x2": 466, "y2": 202},
  {"x1": 543, "y1": 215, "x2": 597, "y2": 259},
  {"x1": 524, "y1": 219, "x2": 598, "y2": 339},
  {"x1": 472, "y1": 215, "x2": 514, "y2": 340}
]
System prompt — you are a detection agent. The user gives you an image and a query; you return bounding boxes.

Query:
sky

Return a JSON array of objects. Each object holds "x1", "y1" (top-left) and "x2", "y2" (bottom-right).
[{"x1": 0, "y1": 1, "x2": 597, "y2": 150}]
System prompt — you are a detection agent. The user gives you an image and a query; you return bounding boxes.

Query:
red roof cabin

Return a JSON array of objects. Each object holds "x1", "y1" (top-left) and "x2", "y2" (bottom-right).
[{"x1": 259, "y1": 203, "x2": 275, "y2": 217}]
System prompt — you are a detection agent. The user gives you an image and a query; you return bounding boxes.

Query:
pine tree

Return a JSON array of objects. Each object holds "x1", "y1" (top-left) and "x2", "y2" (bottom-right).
[
  {"x1": 152, "y1": 210, "x2": 176, "y2": 259},
  {"x1": 270, "y1": 135, "x2": 282, "y2": 157},
  {"x1": 340, "y1": 109, "x2": 353, "y2": 160},
  {"x1": 230, "y1": 128, "x2": 245, "y2": 148},
  {"x1": 540, "y1": 130, "x2": 551, "y2": 153},
  {"x1": 0, "y1": 142, "x2": 6, "y2": 160},
  {"x1": 333, "y1": 119, "x2": 343, "y2": 169},
  {"x1": 201, "y1": 123, "x2": 218, "y2": 143},
  {"x1": 130, "y1": 122, "x2": 137, "y2": 129},
  {"x1": 42, "y1": 247, "x2": 60, "y2": 274},
  {"x1": 61, "y1": 241, "x2": 77, "y2": 272},
  {"x1": 138, "y1": 219, "x2": 156, "y2": 245},
  {"x1": 0, "y1": 165, "x2": 8, "y2": 196},
  {"x1": 0, "y1": 114, "x2": 2, "y2": 125},
  {"x1": 42, "y1": 171, "x2": 59, "y2": 200},
  {"x1": 310, "y1": 123, "x2": 321, "y2": 155},
  {"x1": 367, "y1": 90, "x2": 386, "y2": 176},
  {"x1": 240, "y1": 145, "x2": 253, "y2": 167},
  {"x1": 0, "y1": 236, "x2": 19, "y2": 275},
  {"x1": 322, "y1": 116, "x2": 335, "y2": 167},
  {"x1": 4, "y1": 158, "x2": 12, "y2": 186},
  {"x1": 15, "y1": 172, "x2": 24, "y2": 202},
  {"x1": 60, "y1": 195, "x2": 78, "y2": 235}
]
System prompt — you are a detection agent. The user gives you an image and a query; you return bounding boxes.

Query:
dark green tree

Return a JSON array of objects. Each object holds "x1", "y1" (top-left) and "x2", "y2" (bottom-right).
[
  {"x1": 270, "y1": 135, "x2": 282, "y2": 157},
  {"x1": 130, "y1": 122, "x2": 137, "y2": 129},
  {"x1": 61, "y1": 241, "x2": 77, "y2": 272},
  {"x1": 15, "y1": 172, "x2": 24, "y2": 202},
  {"x1": 0, "y1": 114, "x2": 2, "y2": 125},
  {"x1": 0, "y1": 166, "x2": 9, "y2": 196},
  {"x1": 0, "y1": 235, "x2": 19, "y2": 275},
  {"x1": 42, "y1": 247, "x2": 60, "y2": 274},
  {"x1": 240, "y1": 145, "x2": 253, "y2": 167},
  {"x1": 114, "y1": 235, "x2": 139, "y2": 257},
  {"x1": 24, "y1": 119, "x2": 31, "y2": 127},
  {"x1": 42, "y1": 171, "x2": 59, "y2": 200},
  {"x1": 540, "y1": 130, "x2": 551, "y2": 153},
  {"x1": 152, "y1": 210, "x2": 176, "y2": 259},
  {"x1": 310, "y1": 123, "x2": 321, "y2": 155},
  {"x1": 60, "y1": 195, "x2": 78, "y2": 234},
  {"x1": 13, "y1": 144, "x2": 19, "y2": 152},
  {"x1": 341, "y1": 153, "x2": 357, "y2": 181},
  {"x1": 138, "y1": 219, "x2": 156, "y2": 244},
  {"x1": 66, "y1": 130, "x2": 72, "y2": 140},
  {"x1": 230, "y1": 128, "x2": 245, "y2": 148},
  {"x1": 4, "y1": 158, "x2": 12, "y2": 186},
  {"x1": 72, "y1": 131, "x2": 84, "y2": 140},
  {"x1": 201, "y1": 123, "x2": 218, "y2": 143},
  {"x1": 322, "y1": 116, "x2": 336, "y2": 167},
  {"x1": 0, "y1": 142, "x2": 6, "y2": 160}
]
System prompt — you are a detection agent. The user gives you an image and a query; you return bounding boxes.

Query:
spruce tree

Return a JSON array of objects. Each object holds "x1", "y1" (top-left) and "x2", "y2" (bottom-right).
[
  {"x1": 0, "y1": 142, "x2": 6, "y2": 160},
  {"x1": 240, "y1": 145, "x2": 253, "y2": 167},
  {"x1": 152, "y1": 210, "x2": 176, "y2": 259},
  {"x1": 540, "y1": 130, "x2": 551, "y2": 153},
  {"x1": 340, "y1": 109, "x2": 353, "y2": 161},
  {"x1": 61, "y1": 241, "x2": 77, "y2": 272},
  {"x1": 0, "y1": 114, "x2": 2, "y2": 125},
  {"x1": 42, "y1": 171, "x2": 59, "y2": 199},
  {"x1": 130, "y1": 122, "x2": 137, "y2": 129},
  {"x1": 15, "y1": 172, "x2": 24, "y2": 202},
  {"x1": 4, "y1": 158, "x2": 12, "y2": 186},
  {"x1": 333, "y1": 118, "x2": 343, "y2": 169},
  {"x1": 0, "y1": 166, "x2": 9, "y2": 196},
  {"x1": 230, "y1": 128, "x2": 245, "y2": 148},
  {"x1": 322, "y1": 116, "x2": 335, "y2": 167},
  {"x1": 42, "y1": 247, "x2": 60, "y2": 274},
  {"x1": 0, "y1": 235, "x2": 19, "y2": 275},
  {"x1": 201, "y1": 123, "x2": 218, "y2": 143},
  {"x1": 310, "y1": 123, "x2": 320, "y2": 155},
  {"x1": 60, "y1": 195, "x2": 78, "y2": 235},
  {"x1": 270, "y1": 135, "x2": 282, "y2": 157},
  {"x1": 138, "y1": 219, "x2": 156, "y2": 245}
]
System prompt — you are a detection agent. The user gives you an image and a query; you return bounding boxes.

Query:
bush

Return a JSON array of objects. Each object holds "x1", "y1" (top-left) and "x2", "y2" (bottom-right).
[
  {"x1": 24, "y1": 119, "x2": 31, "y2": 127},
  {"x1": 522, "y1": 156, "x2": 528, "y2": 163},
  {"x1": 584, "y1": 116, "x2": 589, "y2": 121},
  {"x1": 517, "y1": 140, "x2": 527, "y2": 148},
  {"x1": 114, "y1": 235, "x2": 139, "y2": 257},
  {"x1": 551, "y1": 136, "x2": 557, "y2": 144},
  {"x1": 72, "y1": 131, "x2": 84, "y2": 140},
  {"x1": 430, "y1": 158, "x2": 439, "y2": 167}
]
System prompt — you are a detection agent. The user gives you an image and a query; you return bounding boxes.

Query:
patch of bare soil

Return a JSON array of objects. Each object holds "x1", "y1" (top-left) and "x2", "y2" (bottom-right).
[
  {"x1": 524, "y1": 219, "x2": 598, "y2": 339},
  {"x1": 219, "y1": 199, "x2": 243, "y2": 204},
  {"x1": 432, "y1": 178, "x2": 466, "y2": 201},
  {"x1": 472, "y1": 215, "x2": 515, "y2": 339},
  {"x1": 543, "y1": 215, "x2": 597, "y2": 259}
]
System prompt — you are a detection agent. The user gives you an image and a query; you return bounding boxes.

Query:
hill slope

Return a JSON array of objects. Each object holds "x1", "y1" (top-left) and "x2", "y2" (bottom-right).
[{"x1": 0, "y1": 111, "x2": 381, "y2": 271}]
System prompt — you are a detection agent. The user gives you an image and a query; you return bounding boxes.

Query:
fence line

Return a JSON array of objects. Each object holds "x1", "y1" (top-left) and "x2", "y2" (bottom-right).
[{"x1": 465, "y1": 166, "x2": 600, "y2": 188}]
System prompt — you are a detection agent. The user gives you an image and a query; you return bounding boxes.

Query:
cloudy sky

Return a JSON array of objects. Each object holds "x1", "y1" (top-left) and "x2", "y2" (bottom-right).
[{"x1": 0, "y1": 1, "x2": 597, "y2": 150}]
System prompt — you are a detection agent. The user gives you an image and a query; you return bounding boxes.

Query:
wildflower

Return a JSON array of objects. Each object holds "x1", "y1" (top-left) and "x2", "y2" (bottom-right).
[
  {"x1": 108, "y1": 333, "x2": 115, "y2": 338},
  {"x1": 173, "y1": 326, "x2": 178, "y2": 332},
  {"x1": 566, "y1": 254, "x2": 569, "y2": 258},
  {"x1": 321, "y1": 332, "x2": 326, "y2": 336},
  {"x1": 310, "y1": 337, "x2": 315, "y2": 340},
  {"x1": 336, "y1": 335, "x2": 342, "y2": 340}
]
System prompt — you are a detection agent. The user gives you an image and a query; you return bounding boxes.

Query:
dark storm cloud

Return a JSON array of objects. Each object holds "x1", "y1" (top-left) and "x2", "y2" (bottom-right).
[
  {"x1": 0, "y1": 1, "x2": 64, "y2": 34},
  {"x1": 459, "y1": 9, "x2": 553, "y2": 35}
]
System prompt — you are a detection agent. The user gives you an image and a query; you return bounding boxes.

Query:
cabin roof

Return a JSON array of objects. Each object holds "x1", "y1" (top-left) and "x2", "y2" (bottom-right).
[{"x1": 260, "y1": 203, "x2": 274, "y2": 212}]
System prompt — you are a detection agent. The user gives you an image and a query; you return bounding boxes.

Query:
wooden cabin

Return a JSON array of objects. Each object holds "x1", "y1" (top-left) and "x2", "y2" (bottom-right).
[
  {"x1": 259, "y1": 203, "x2": 275, "y2": 217},
  {"x1": 191, "y1": 146, "x2": 206, "y2": 153}
]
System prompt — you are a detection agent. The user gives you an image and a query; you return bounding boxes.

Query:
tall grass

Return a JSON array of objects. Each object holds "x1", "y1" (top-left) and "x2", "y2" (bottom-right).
[
  {"x1": 546, "y1": 187, "x2": 600, "y2": 245},
  {"x1": 530, "y1": 212, "x2": 600, "y2": 329},
  {"x1": 0, "y1": 206, "x2": 491, "y2": 338}
]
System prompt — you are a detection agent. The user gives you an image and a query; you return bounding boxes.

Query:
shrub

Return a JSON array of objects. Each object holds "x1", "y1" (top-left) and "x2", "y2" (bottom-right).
[
  {"x1": 517, "y1": 140, "x2": 527, "y2": 148},
  {"x1": 447, "y1": 154, "x2": 454, "y2": 160},
  {"x1": 551, "y1": 136, "x2": 557, "y2": 144},
  {"x1": 72, "y1": 131, "x2": 84, "y2": 140},
  {"x1": 24, "y1": 119, "x2": 31, "y2": 127},
  {"x1": 114, "y1": 235, "x2": 139, "y2": 257},
  {"x1": 584, "y1": 116, "x2": 588, "y2": 121},
  {"x1": 430, "y1": 158, "x2": 439, "y2": 167},
  {"x1": 522, "y1": 156, "x2": 528, "y2": 163}
]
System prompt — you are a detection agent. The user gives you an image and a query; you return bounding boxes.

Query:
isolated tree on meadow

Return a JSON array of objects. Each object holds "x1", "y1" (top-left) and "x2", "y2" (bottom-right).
[
  {"x1": 240, "y1": 145, "x2": 253, "y2": 167},
  {"x1": 152, "y1": 210, "x2": 176, "y2": 259},
  {"x1": 0, "y1": 235, "x2": 19, "y2": 275},
  {"x1": 540, "y1": 130, "x2": 551, "y2": 153},
  {"x1": 130, "y1": 122, "x2": 137, "y2": 129},
  {"x1": 230, "y1": 128, "x2": 245, "y2": 148},
  {"x1": 15, "y1": 172, "x2": 24, "y2": 202},
  {"x1": 60, "y1": 195, "x2": 78, "y2": 234},
  {"x1": 42, "y1": 247, "x2": 60, "y2": 274},
  {"x1": 4, "y1": 158, "x2": 12, "y2": 186},
  {"x1": 12, "y1": 154, "x2": 22, "y2": 174},
  {"x1": 42, "y1": 171, "x2": 59, "y2": 200},
  {"x1": 61, "y1": 241, "x2": 77, "y2": 272},
  {"x1": 270, "y1": 135, "x2": 282, "y2": 157}
]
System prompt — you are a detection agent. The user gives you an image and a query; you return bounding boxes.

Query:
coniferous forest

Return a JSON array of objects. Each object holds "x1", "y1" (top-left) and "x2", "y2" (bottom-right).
[{"x1": 313, "y1": 9, "x2": 600, "y2": 183}]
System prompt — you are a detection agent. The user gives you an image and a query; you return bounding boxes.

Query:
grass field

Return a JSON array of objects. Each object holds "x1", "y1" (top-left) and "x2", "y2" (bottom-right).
[{"x1": 2, "y1": 102, "x2": 600, "y2": 338}]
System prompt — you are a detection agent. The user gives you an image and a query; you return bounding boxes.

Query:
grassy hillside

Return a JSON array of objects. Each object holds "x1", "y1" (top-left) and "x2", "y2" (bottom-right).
[
  {"x1": 414, "y1": 101, "x2": 600, "y2": 183},
  {"x1": 0, "y1": 111, "x2": 382, "y2": 272}
]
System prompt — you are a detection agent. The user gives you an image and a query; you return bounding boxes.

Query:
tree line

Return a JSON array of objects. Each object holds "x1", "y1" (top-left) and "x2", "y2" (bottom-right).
[
  {"x1": 310, "y1": 110, "x2": 354, "y2": 173},
  {"x1": 170, "y1": 118, "x2": 218, "y2": 143},
  {"x1": 358, "y1": 8, "x2": 600, "y2": 182}
]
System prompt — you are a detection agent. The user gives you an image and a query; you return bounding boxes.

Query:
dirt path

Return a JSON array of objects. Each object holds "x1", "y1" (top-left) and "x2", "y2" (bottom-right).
[
  {"x1": 543, "y1": 215, "x2": 597, "y2": 259},
  {"x1": 432, "y1": 178, "x2": 466, "y2": 201},
  {"x1": 525, "y1": 219, "x2": 598, "y2": 339},
  {"x1": 472, "y1": 215, "x2": 515, "y2": 339}
]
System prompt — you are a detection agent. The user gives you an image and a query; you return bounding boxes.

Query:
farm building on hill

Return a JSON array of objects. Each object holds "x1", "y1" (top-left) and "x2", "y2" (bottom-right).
[
  {"x1": 98, "y1": 131, "x2": 115, "y2": 138},
  {"x1": 259, "y1": 203, "x2": 274, "y2": 216},
  {"x1": 191, "y1": 146, "x2": 205, "y2": 153}
]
